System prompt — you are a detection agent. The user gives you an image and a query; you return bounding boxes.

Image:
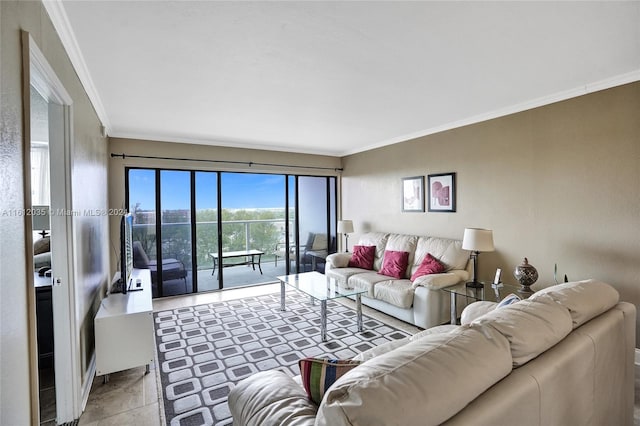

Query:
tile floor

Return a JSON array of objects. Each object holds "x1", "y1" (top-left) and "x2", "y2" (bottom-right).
[
  {"x1": 76, "y1": 282, "x2": 640, "y2": 425},
  {"x1": 78, "y1": 284, "x2": 277, "y2": 425}
]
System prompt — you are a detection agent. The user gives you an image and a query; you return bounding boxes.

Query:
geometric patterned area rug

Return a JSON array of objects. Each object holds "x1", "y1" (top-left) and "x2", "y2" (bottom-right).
[{"x1": 154, "y1": 291, "x2": 412, "y2": 426}]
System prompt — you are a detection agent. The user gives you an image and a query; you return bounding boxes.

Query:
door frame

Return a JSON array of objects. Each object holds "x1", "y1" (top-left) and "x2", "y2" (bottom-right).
[{"x1": 23, "y1": 31, "x2": 81, "y2": 424}]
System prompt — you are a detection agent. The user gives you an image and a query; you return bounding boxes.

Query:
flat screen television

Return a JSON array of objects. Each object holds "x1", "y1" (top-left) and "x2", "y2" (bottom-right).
[{"x1": 118, "y1": 213, "x2": 134, "y2": 294}]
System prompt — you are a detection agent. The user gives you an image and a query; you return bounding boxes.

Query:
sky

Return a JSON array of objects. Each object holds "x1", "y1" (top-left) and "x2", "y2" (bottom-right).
[{"x1": 128, "y1": 170, "x2": 288, "y2": 211}]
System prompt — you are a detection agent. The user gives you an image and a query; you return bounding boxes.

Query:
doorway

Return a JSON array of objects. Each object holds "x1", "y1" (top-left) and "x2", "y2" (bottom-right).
[
  {"x1": 30, "y1": 84, "x2": 56, "y2": 425},
  {"x1": 24, "y1": 33, "x2": 79, "y2": 424}
]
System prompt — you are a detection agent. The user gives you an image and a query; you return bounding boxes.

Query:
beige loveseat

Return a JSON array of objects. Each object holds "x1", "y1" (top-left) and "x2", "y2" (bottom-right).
[
  {"x1": 229, "y1": 280, "x2": 636, "y2": 426},
  {"x1": 325, "y1": 232, "x2": 471, "y2": 329}
]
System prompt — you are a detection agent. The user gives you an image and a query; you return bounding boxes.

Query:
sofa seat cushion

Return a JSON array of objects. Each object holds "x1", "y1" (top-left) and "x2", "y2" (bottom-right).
[
  {"x1": 373, "y1": 280, "x2": 414, "y2": 309},
  {"x1": 469, "y1": 293, "x2": 573, "y2": 367},
  {"x1": 348, "y1": 272, "x2": 391, "y2": 297},
  {"x1": 530, "y1": 279, "x2": 619, "y2": 328},
  {"x1": 325, "y1": 267, "x2": 367, "y2": 288},
  {"x1": 318, "y1": 327, "x2": 512, "y2": 426}
]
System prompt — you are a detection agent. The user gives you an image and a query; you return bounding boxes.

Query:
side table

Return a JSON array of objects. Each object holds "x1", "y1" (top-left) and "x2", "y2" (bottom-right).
[{"x1": 442, "y1": 282, "x2": 532, "y2": 325}]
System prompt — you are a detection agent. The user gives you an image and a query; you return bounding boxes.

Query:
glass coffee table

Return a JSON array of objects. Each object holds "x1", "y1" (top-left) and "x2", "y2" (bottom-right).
[
  {"x1": 277, "y1": 271, "x2": 367, "y2": 342},
  {"x1": 442, "y1": 281, "x2": 531, "y2": 325}
]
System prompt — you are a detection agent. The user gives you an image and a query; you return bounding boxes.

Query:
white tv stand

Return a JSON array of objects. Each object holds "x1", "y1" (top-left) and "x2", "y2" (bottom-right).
[{"x1": 95, "y1": 268, "x2": 154, "y2": 383}]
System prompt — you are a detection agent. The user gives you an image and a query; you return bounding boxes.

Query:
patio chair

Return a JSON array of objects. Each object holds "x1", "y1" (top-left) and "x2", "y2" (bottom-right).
[
  {"x1": 132, "y1": 241, "x2": 188, "y2": 292},
  {"x1": 273, "y1": 233, "x2": 317, "y2": 269}
]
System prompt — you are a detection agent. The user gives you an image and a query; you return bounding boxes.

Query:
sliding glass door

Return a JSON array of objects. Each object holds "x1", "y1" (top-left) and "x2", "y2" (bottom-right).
[
  {"x1": 195, "y1": 172, "x2": 218, "y2": 292},
  {"x1": 126, "y1": 168, "x2": 336, "y2": 297},
  {"x1": 296, "y1": 176, "x2": 336, "y2": 273},
  {"x1": 218, "y1": 172, "x2": 286, "y2": 288},
  {"x1": 159, "y1": 170, "x2": 193, "y2": 297}
]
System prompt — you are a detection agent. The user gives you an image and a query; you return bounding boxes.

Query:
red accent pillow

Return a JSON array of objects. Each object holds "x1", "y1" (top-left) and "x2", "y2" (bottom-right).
[
  {"x1": 378, "y1": 250, "x2": 410, "y2": 279},
  {"x1": 410, "y1": 253, "x2": 446, "y2": 282},
  {"x1": 348, "y1": 245, "x2": 376, "y2": 270}
]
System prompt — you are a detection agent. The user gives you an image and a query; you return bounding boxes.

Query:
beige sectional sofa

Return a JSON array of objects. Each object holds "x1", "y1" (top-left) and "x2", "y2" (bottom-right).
[
  {"x1": 325, "y1": 232, "x2": 471, "y2": 329},
  {"x1": 229, "y1": 280, "x2": 636, "y2": 426}
]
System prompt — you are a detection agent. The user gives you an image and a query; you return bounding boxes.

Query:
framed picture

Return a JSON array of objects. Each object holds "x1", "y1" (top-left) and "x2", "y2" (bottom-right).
[
  {"x1": 428, "y1": 172, "x2": 456, "y2": 212},
  {"x1": 401, "y1": 176, "x2": 425, "y2": 212}
]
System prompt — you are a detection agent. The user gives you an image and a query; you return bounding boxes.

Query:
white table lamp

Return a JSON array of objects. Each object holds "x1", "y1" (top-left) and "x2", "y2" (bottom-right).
[
  {"x1": 337, "y1": 220, "x2": 354, "y2": 252},
  {"x1": 462, "y1": 228, "x2": 494, "y2": 288}
]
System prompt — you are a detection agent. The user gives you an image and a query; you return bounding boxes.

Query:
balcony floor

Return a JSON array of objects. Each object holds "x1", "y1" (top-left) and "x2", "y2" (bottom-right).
[{"x1": 153, "y1": 259, "x2": 322, "y2": 298}]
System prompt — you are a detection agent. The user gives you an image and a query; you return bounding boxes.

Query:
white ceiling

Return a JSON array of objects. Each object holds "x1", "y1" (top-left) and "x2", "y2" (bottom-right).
[{"x1": 47, "y1": 1, "x2": 639, "y2": 157}]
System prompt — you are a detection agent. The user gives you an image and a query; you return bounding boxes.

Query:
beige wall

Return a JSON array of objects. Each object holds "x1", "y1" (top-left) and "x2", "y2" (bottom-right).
[
  {"x1": 107, "y1": 137, "x2": 341, "y2": 273},
  {"x1": 0, "y1": 1, "x2": 109, "y2": 423},
  {"x1": 342, "y1": 81, "x2": 640, "y2": 346}
]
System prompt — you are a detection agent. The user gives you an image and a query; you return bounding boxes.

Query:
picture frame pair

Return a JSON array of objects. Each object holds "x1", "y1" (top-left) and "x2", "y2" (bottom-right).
[{"x1": 402, "y1": 172, "x2": 456, "y2": 213}]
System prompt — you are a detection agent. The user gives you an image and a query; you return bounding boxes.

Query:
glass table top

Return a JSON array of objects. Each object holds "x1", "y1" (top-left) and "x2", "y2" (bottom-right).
[
  {"x1": 441, "y1": 281, "x2": 530, "y2": 303},
  {"x1": 277, "y1": 272, "x2": 366, "y2": 302}
]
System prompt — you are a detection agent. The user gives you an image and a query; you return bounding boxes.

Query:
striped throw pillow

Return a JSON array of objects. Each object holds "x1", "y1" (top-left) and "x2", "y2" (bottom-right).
[
  {"x1": 497, "y1": 293, "x2": 522, "y2": 308},
  {"x1": 298, "y1": 358, "x2": 361, "y2": 405}
]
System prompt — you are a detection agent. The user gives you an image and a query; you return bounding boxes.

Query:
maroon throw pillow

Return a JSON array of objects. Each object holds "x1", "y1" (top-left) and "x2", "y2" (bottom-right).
[
  {"x1": 378, "y1": 250, "x2": 410, "y2": 279},
  {"x1": 348, "y1": 245, "x2": 376, "y2": 270},
  {"x1": 410, "y1": 253, "x2": 446, "y2": 282}
]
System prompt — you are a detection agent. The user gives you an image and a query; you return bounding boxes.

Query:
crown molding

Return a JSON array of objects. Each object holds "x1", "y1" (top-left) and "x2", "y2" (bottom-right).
[
  {"x1": 42, "y1": 0, "x2": 111, "y2": 132},
  {"x1": 109, "y1": 130, "x2": 343, "y2": 157},
  {"x1": 344, "y1": 69, "x2": 640, "y2": 157}
]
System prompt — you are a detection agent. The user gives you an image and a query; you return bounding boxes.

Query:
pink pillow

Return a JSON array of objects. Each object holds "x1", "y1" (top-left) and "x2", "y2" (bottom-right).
[
  {"x1": 378, "y1": 250, "x2": 410, "y2": 279},
  {"x1": 348, "y1": 245, "x2": 376, "y2": 270},
  {"x1": 410, "y1": 253, "x2": 445, "y2": 282}
]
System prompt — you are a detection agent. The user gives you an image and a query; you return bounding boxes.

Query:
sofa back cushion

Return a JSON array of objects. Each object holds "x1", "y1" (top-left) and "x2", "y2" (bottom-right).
[
  {"x1": 378, "y1": 250, "x2": 410, "y2": 279},
  {"x1": 34, "y1": 236, "x2": 51, "y2": 255},
  {"x1": 469, "y1": 293, "x2": 573, "y2": 367},
  {"x1": 347, "y1": 245, "x2": 375, "y2": 270},
  {"x1": 530, "y1": 279, "x2": 619, "y2": 328},
  {"x1": 384, "y1": 234, "x2": 418, "y2": 272},
  {"x1": 410, "y1": 253, "x2": 446, "y2": 281},
  {"x1": 414, "y1": 237, "x2": 468, "y2": 272},
  {"x1": 356, "y1": 233, "x2": 389, "y2": 271},
  {"x1": 318, "y1": 327, "x2": 512, "y2": 426}
]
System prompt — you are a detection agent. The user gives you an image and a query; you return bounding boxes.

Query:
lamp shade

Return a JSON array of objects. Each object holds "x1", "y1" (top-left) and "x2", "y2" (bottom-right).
[
  {"x1": 462, "y1": 228, "x2": 494, "y2": 252},
  {"x1": 337, "y1": 220, "x2": 354, "y2": 234},
  {"x1": 32, "y1": 205, "x2": 50, "y2": 231}
]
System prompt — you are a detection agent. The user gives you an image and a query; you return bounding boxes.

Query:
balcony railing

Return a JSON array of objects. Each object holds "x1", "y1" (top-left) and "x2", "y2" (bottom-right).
[{"x1": 132, "y1": 218, "x2": 287, "y2": 270}]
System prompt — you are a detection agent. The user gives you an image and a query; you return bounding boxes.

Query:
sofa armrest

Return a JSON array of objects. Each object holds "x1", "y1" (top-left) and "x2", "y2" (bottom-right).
[
  {"x1": 412, "y1": 270, "x2": 467, "y2": 290},
  {"x1": 229, "y1": 370, "x2": 317, "y2": 426},
  {"x1": 326, "y1": 252, "x2": 352, "y2": 268}
]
